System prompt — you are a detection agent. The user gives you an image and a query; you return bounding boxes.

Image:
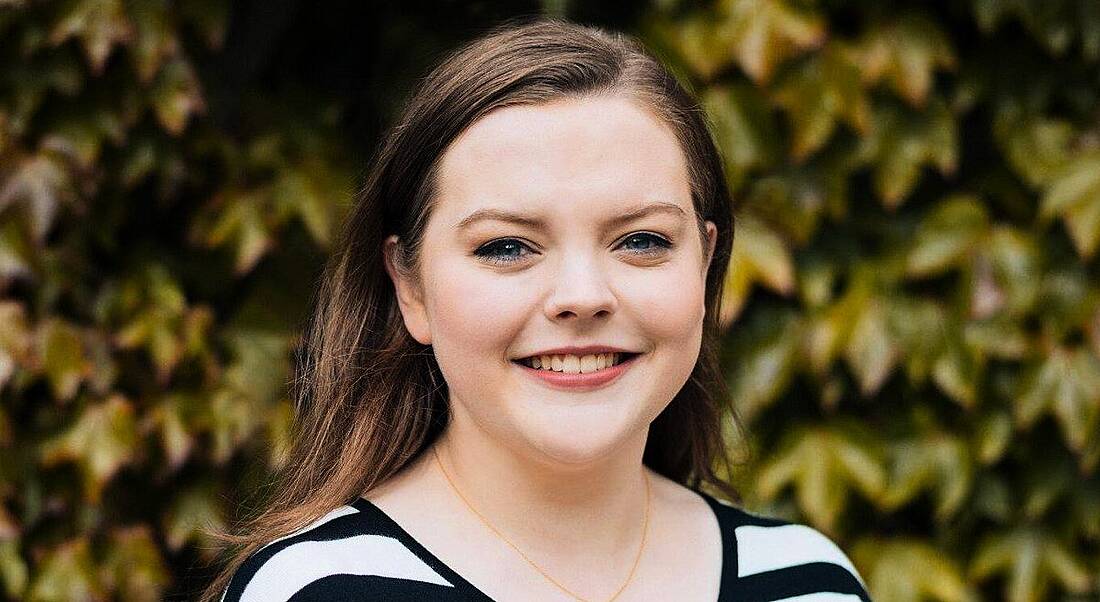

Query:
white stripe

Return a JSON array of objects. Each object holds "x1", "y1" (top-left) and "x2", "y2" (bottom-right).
[
  {"x1": 239, "y1": 534, "x2": 454, "y2": 602},
  {"x1": 735, "y1": 524, "x2": 866, "y2": 587},
  {"x1": 220, "y1": 505, "x2": 361, "y2": 602},
  {"x1": 773, "y1": 594, "x2": 864, "y2": 602}
]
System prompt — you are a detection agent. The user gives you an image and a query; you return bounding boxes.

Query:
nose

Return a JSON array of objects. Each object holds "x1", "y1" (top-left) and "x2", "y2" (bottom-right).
[{"x1": 543, "y1": 252, "x2": 617, "y2": 322}]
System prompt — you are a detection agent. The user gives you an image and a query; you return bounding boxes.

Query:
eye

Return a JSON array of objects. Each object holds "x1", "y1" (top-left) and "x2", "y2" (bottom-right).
[
  {"x1": 473, "y1": 238, "x2": 535, "y2": 265},
  {"x1": 618, "y1": 232, "x2": 672, "y2": 255}
]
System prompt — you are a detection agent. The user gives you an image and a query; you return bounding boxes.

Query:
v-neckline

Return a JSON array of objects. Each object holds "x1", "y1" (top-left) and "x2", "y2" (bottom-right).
[{"x1": 353, "y1": 487, "x2": 734, "y2": 601}]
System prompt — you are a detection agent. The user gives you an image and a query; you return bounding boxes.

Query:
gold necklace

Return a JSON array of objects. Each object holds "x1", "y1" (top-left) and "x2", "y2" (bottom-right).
[{"x1": 432, "y1": 447, "x2": 651, "y2": 602}]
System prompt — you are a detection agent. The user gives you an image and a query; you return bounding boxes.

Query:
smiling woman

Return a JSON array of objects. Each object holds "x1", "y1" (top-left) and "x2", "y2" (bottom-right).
[{"x1": 204, "y1": 16, "x2": 871, "y2": 602}]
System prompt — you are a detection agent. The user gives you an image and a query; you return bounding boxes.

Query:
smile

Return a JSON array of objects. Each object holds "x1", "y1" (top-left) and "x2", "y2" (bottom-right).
[{"x1": 511, "y1": 352, "x2": 642, "y2": 389}]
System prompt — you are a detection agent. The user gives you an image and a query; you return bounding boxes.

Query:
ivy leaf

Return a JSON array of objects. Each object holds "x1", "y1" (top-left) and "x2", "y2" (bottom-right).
[
  {"x1": 191, "y1": 188, "x2": 274, "y2": 275},
  {"x1": 162, "y1": 481, "x2": 224, "y2": 554},
  {"x1": 266, "y1": 398, "x2": 295, "y2": 470},
  {"x1": 100, "y1": 526, "x2": 170, "y2": 601},
  {"x1": 141, "y1": 392, "x2": 199, "y2": 473},
  {"x1": 726, "y1": 309, "x2": 801, "y2": 423},
  {"x1": 974, "y1": 410, "x2": 1014, "y2": 465},
  {"x1": 1039, "y1": 151, "x2": 1100, "y2": 259},
  {"x1": 858, "y1": 98, "x2": 957, "y2": 208},
  {"x1": 844, "y1": 294, "x2": 899, "y2": 396},
  {"x1": 0, "y1": 150, "x2": 76, "y2": 243},
  {"x1": 271, "y1": 162, "x2": 342, "y2": 249},
  {"x1": 851, "y1": 537, "x2": 977, "y2": 602},
  {"x1": 755, "y1": 423, "x2": 886, "y2": 533},
  {"x1": 882, "y1": 430, "x2": 974, "y2": 521},
  {"x1": 970, "y1": 526, "x2": 1094, "y2": 602},
  {"x1": 702, "y1": 83, "x2": 780, "y2": 189},
  {"x1": 0, "y1": 301, "x2": 32, "y2": 392},
  {"x1": 128, "y1": 0, "x2": 179, "y2": 83},
  {"x1": 0, "y1": 537, "x2": 28, "y2": 601},
  {"x1": 26, "y1": 538, "x2": 103, "y2": 602},
  {"x1": 721, "y1": 214, "x2": 796, "y2": 325},
  {"x1": 852, "y1": 12, "x2": 956, "y2": 107},
  {"x1": 1014, "y1": 346, "x2": 1100, "y2": 454},
  {"x1": 36, "y1": 318, "x2": 88, "y2": 403},
  {"x1": 48, "y1": 0, "x2": 134, "y2": 74},
  {"x1": 39, "y1": 394, "x2": 139, "y2": 502},
  {"x1": 993, "y1": 112, "x2": 1074, "y2": 187},
  {"x1": 111, "y1": 264, "x2": 198, "y2": 383},
  {"x1": 150, "y1": 57, "x2": 204, "y2": 135},
  {"x1": 722, "y1": 0, "x2": 825, "y2": 84},
  {"x1": 967, "y1": 227, "x2": 1042, "y2": 320},
  {"x1": 772, "y1": 43, "x2": 870, "y2": 161},
  {"x1": 906, "y1": 195, "x2": 988, "y2": 278}
]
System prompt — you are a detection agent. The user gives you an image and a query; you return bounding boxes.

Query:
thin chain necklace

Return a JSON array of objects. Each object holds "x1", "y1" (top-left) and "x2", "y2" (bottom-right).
[{"x1": 432, "y1": 447, "x2": 651, "y2": 602}]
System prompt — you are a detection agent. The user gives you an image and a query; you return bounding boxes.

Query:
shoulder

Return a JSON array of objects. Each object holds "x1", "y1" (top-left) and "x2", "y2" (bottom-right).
[
  {"x1": 217, "y1": 499, "x2": 456, "y2": 602},
  {"x1": 696, "y1": 490, "x2": 872, "y2": 601}
]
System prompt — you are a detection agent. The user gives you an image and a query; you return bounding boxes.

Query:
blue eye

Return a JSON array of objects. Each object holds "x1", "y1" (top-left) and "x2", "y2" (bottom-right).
[
  {"x1": 619, "y1": 232, "x2": 672, "y2": 254},
  {"x1": 473, "y1": 232, "x2": 673, "y2": 266},
  {"x1": 474, "y1": 239, "x2": 534, "y2": 264}
]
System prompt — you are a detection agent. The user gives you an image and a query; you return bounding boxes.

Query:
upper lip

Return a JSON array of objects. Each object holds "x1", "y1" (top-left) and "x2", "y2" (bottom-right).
[{"x1": 514, "y1": 345, "x2": 640, "y2": 360}]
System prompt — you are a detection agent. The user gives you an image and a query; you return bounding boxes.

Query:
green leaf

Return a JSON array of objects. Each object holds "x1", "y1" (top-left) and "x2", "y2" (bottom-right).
[
  {"x1": 852, "y1": 537, "x2": 977, "y2": 602},
  {"x1": 101, "y1": 526, "x2": 170, "y2": 601},
  {"x1": 1014, "y1": 346, "x2": 1100, "y2": 453},
  {"x1": 162, "y1": 481, "x2": 224, "y2": 553},
  {"x1": 26, "y1": 538, "x2": 103, "y2": 602},
  {"x1": 970, "y1": 527, "x2": 1094, "y2": 602},
  {"x1": 1039, "y1": 151, "x2": 1100, "y2": 258},
  {"x1": 0, "y1": 151, "x2": 75, "y2": 242},
  {"x1": 150, "y1": 57, "x2": 204, "y2": 135},
  {"x1": 727, "y1": 309, "x2": 801, "y2": 423},
  {"x1": 721, "y1": 0, "x2": 825, "y2": 84},
  {"x1": 721, "y1": 214, "x2": 796, "y2": 325},
  {"x1": 974, "y1": 410, "x2": 1013, "y2": 465},
  {"x1": 859, "y1": 99, "x2": 958, "y2": 208},
  {"x1": 128, "y1": 0, "x2": 178, "y2": 83},
  {"x1": 853, "y1": 12, "x2": 956, "y2": 107},
  {"x1": 48, "y1": 0, "x2": 134, "y2": 74},
  {"x1": 191, "y1": 188, "x2": 274, "y2": 275},
  {"x1": 773, "y1": 43, "x2": 870, "y2": 161},
  {"x1": 882, "y1": 430, "x2": 974, "y2": 521},
  {"x1": 702, "y1": 83, "x2": 780, "y2": 188},
  {"x1": 0, "y1": 537, "x2": 28, "y2": 600},
  {"x1": 906, "y1": 195, "x2": 989, "y2": 278},
  {"x1": 37, "y1": 318, "x2": 87, "y2": 402},
  {"x1": 844, "y1": 295, "x2": 899, "y2": 396},
  {"x1": 39, "y1": 394, "x2": 139, "y2": 502},
  {"x1": 0, "y1": 301, "x2": 32, "y2": 392},
  {"x1": 755, "y1": 423, "x2": 886, "y2": 533}
]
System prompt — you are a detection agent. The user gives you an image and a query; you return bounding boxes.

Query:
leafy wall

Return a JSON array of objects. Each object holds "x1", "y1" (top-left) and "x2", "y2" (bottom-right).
[{"x1": 0, "y1": 0, "x2": 1098, "y2": 600}]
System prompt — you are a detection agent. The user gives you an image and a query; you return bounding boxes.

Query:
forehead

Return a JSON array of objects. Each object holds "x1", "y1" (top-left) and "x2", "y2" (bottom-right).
[{"x1": 434, "y1": 95, "x2": 691, "y2": 219}]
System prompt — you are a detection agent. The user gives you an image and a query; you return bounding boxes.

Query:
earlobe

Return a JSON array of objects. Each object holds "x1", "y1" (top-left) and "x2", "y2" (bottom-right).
[{"x1": 382, "y1": 235, "x2": 432, "y2": 345}]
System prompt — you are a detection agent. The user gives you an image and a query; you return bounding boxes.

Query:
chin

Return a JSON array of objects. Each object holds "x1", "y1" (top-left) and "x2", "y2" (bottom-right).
[{"x1": 519, "y1": 408, "x2": 641, "y2": 469}]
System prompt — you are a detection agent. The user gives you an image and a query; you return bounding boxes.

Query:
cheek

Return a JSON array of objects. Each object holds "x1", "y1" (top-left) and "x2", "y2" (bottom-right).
[{"x1": 420, "y1": 258, "x2": 534, "y2": 365}]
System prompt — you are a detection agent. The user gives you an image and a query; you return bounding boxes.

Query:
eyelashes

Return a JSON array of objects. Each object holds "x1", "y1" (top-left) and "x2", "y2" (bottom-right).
[{"x1": 473, "y1": 232, "x2": 673, "y2": 266}]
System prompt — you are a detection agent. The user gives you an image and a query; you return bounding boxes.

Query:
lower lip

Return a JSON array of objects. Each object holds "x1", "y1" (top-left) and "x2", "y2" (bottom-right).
[{"x1": 513, "y1": 354, "x2": 641, "y2": 390}]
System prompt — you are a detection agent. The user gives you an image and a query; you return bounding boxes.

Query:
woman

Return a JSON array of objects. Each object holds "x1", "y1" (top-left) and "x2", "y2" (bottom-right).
[{"x1": 205, "y1": 17, "x2": 871, "y2": 602}]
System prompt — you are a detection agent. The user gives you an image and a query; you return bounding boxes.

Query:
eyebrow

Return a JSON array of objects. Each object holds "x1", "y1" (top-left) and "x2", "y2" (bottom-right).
[{"x1": 453, "y1": 201, "x2": 687, "y2": 231}]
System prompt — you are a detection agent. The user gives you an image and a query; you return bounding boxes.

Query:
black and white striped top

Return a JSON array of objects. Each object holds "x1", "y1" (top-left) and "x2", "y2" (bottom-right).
[{"x1": 220, "y1": 489, "x2": 872, "y2": 601}]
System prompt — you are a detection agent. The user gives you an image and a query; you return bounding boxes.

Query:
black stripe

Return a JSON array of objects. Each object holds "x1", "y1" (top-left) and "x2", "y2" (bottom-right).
[
  {"x1": 735, "y1": 562, "x2": 872, "y2": 602},
  {"x1": 289, "y1": 574, "x2": 470, "y2": 601}
]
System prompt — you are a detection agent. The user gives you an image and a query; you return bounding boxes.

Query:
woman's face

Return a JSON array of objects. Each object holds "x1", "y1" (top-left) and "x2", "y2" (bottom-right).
[{"x1": 385, "y1": 94, "x2": 717, "y2": 468}]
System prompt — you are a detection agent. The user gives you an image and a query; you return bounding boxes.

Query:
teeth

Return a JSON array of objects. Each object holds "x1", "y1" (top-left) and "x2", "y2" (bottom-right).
[{"x1": 523, "y1": 353, "x2": 623, "y2": 373}]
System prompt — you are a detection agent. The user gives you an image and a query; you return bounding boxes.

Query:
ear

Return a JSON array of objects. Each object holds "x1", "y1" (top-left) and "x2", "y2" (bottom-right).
[
  {"x1": 702, "y1": 220, "x2": 718, "y2": 275},
  {"x1": 382, "y1": 235, "x2": 432, "y2": 345}
]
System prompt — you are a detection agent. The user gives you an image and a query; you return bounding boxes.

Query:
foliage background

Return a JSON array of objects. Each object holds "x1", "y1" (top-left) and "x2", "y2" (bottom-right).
[{"x1": 1, "y1": 0, "x2": 1099, "y2": 600}]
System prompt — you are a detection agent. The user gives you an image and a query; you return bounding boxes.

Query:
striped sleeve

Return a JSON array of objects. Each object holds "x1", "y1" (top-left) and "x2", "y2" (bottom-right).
[{"x1": 218, "y1": 504, "x2": 457, "y2": 602}]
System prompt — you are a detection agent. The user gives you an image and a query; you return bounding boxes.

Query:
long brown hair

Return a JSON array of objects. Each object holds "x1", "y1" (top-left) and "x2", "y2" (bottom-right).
[{"x1": 199, "y1": 15, "x2": 745, "y2": 601}]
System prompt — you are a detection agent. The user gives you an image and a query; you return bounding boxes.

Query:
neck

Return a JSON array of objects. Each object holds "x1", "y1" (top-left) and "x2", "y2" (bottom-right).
[{"x1": 430, "y1": 404, "x2": 652, "y2": 563}]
